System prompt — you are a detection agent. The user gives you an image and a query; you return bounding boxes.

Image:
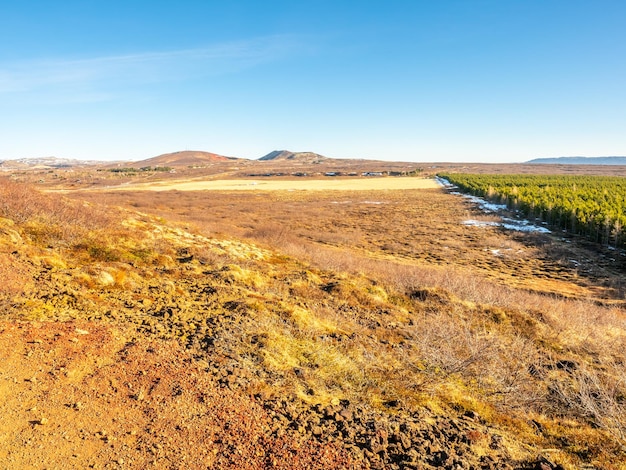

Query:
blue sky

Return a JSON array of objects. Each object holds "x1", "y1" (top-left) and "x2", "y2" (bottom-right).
[{"x1": 1, "y1": 1, "x2": 625, "y2": 163}]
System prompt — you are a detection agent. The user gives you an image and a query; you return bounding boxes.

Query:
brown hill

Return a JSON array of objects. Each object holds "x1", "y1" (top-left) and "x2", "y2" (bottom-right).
[
  {"x1": 134, "y1": 150, "x2": 236, "y2": 167},
  {"x1": 259, "y1": 150, "x2": 328, "y2": 162}
]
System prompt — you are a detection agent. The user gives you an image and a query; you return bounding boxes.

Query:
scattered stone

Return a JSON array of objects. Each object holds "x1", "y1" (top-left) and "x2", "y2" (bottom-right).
[{"x1": 97, "y1": 271, "x2": 115, "y2": 286}]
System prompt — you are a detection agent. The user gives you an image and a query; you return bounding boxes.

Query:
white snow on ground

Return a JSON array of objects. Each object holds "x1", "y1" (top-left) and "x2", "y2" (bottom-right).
[
  {"x1": 462, "y1": 214, "x2": 550, "y2": 234},
  {"x1": 435, "y1": 177, "x2": 454, "y2": 187},
  {"x1": 439, "y1": 178, "x2": 551, "y2": 234},
  {"x1": 461, "y1": 194, "x2": 508, "y2": 213},
  {"x1": 463, "y1": 219, "x2": 499, "y2": 227},
  {"x1": 501, "y1": 218, "x2": 551, "y2": 233}
]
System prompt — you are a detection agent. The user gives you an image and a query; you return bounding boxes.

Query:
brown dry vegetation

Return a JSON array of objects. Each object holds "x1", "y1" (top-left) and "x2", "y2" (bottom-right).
[{"x1": 2, "y1": 169, "x2": 626, "y2": 469}]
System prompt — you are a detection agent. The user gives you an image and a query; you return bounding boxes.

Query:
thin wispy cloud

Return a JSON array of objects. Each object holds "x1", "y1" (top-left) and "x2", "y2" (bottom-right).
[{"x1": 0, "y1": 35, "x2": 306, "y2": 98}]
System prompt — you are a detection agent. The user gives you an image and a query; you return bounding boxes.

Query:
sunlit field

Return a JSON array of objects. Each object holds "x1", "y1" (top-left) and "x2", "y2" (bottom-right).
[
  {"x1": 98, "y1": 176, "x2": 440, "y2": 192},
  {"x1": 2, "y1": 168, "x2": 625, "y2": 469}
]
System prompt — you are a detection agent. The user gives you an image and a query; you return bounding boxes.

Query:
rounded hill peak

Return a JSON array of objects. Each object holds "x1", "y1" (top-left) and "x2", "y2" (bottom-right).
[
  {"x1": 258, "y1": 150, "x2": 328, "y2": 162},
  {"x1": 134, "y1": 150, "x2": 235, "y2": 167}
]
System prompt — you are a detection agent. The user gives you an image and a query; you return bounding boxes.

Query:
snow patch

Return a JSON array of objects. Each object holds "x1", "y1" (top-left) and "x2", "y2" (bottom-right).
[
  {"x1": 461, "y1": 194, "x2": 507, "y2": 213},
  {"x1": 463, "y1": 219, "x2": 499, "y2": 227},
  {"x1": 435, "y1": 177, "x2": 454, "y2": 188},
  {"x1": 447, "y1": 189, "x2": 551, "y2": 233},
  {"x1": 501, "y1": 218, "x2": 551, "y2": 233}
]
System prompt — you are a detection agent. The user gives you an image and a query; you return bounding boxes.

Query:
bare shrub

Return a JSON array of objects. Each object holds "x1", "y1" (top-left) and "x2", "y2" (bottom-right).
[
  {"x1": 549, "y1": 360, "x2": 626, "y2": 440},
  {"x1": 0, "y1": 178, "x2": 46, "y2": 223},
  {"x1": 0, "y1": 178, "x2": 115, "y2": 246},
  {"x1": 414, "y1": 310, "x2": 495, "y2": 376},
  {"x1": 244, "y1": 223, "x2": 295, "y2": 246}
]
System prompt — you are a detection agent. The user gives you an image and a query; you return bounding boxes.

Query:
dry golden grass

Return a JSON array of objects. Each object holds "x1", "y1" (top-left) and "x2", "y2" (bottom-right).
[
  {"x1": 3, "y1": 174, "x2": 626, "y2": 467},
  {"x1": 97, "y1": 176, "x2": 440, "y2": 192}
]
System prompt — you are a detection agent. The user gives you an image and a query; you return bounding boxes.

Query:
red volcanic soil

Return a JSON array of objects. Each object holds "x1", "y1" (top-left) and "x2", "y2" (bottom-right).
[{"x1": 0, "y1": 320, "x2": 356, "y2": 469}]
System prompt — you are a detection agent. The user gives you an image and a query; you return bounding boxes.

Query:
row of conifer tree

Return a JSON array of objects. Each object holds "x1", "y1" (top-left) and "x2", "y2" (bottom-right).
[{"x1": 439, "y1": 173, "x2": 626, "y2": 249}]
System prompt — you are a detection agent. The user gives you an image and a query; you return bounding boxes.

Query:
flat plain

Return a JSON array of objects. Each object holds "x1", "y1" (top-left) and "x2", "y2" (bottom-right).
[{"x1": 102, "y1": 176, "x2": 441, "y2": 191}]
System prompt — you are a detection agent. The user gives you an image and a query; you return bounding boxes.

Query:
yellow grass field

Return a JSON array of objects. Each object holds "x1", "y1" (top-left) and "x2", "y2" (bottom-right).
[{"x1": 106, "y1": 177, "x2": 440, "y2": 191}]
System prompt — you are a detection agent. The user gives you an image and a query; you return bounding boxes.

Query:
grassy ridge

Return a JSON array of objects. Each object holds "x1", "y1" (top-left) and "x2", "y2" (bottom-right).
[{"x1": 439, "y1": 173, "x2": 626, "y2": 249}]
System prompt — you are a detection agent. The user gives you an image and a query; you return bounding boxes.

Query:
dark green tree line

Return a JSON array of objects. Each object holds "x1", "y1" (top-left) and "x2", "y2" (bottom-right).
[{"x1": 439, "y1": 173, "x2": 626, "y2": 249}]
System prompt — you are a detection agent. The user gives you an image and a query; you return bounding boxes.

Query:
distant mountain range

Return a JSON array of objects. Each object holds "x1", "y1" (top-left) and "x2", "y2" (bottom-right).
[
  {"x1": 527, "y1": 156, "x2": 626, "y2": 165},
  {"x1": 5, "y1": 152, "x2": 626, "y2": 170},
  {"x1": 0, "y1": 150, "x2": 332, "y2": 170},
  {"x1": 0, "y1": 157, "x2": 105, "y2": 170}
]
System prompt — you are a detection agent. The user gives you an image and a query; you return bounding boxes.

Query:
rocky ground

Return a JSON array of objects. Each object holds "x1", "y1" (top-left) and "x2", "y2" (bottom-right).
[
  {"x1": 0, "y1": 319, "x2": 568, "y2": 470},
  {"x1": 0, "y1": 320, "x2": 355, "y2": 469},
  {"x1": 0, "y1": 244, "x2": 575, "y2": 469}
]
